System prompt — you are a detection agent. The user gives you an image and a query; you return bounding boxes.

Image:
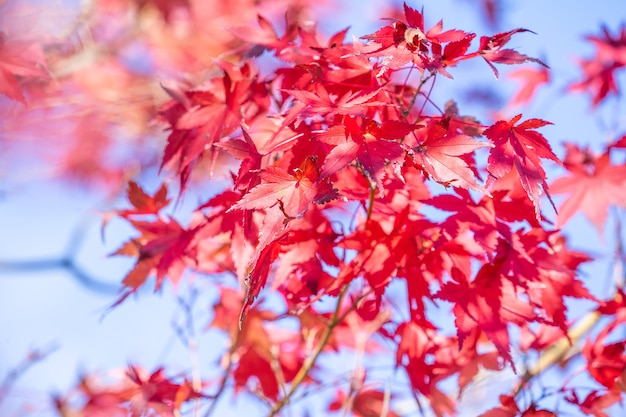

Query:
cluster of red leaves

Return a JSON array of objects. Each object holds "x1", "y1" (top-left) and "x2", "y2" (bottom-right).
[
  {"x1": 9, "y1": 1, "x2": 625, "y2": 416},
  {"x1": 92, "y1": 3, "x2": 623, "y2": 416},
  {"x1": 53, "y1": 366, "x2": 203, "y2": 417}
]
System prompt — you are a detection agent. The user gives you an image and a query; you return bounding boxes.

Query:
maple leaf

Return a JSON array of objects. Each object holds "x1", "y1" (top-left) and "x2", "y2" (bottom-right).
[
  {"x1": 119, "y1": 181, "x2": 170, "y2": 217},
  {"x1": 436, "y1": 267, "x2": 536, "y2": 369},
  {"x1": 113, "y1": 217, "x2": 197, "y2": 292},
  {"x1": 228, "y1": 156, "x2": 337, "y2": 219},
  {"x1": 284, "y1": 83, "x2": 383, "y2": 117},
  {"x1": 422, "y1": 188, "x2": 499, "y2": 251},
  {"x1": 360, "y1": 3, "x2": 473, "y2": 75},
  {"x1": 54, "y1": 373, "x2": 135, "y2": 417},
  {"x1": 329, "y1": 388, "x2": 401, "y2": 417},
  {"x1": 159, "y1": 62, "x2": 268, "y2": 193},
  {"x1": 215, "y1": 125, "x2": 302, "y2": 191},
  {"x1": 273, "y1": 207, "x2": 340, "y2": 298},
  {"x1": 226, "y1": 158, "x2": 338, "y2": 322},
  {"x1": 514, "y1": 229, "x2": 593, "y2": 331},
  {"x1": 550, "y1": 144, "x2": 626, "y2": 234},
  {"x1": 480, "y1": 395, "x2": 557, "y2": 417},
  {"x1": 507, "y1": 66, "x2": 550, "y2": 107},
  {"x1": 478, "y1": 28, "x2": 548, "y2": 78},
  {"x1": 318, "y1": 117, "x2": 412, "y2": 192},
  {"x1": 484, "y1": 114, "x2": 559, "y2": 219},
  {"x1": 569, "y1": 24, "x2": 626, "y2": 106},
  {"x1": 126, "y1": 366, "x2": 202, "y2": 416},
  {"x1": 228, "y1": 13, "x2": 298, "y2": 57},
  {"x1": 429, "y1": 34, "x2": 476, "y2": 77},
  {"x1": 409, "y1": 118, "x2": 492, "y2": 193},
  {"x1": 582, "y1": 320, "x2": 626, "y2": 389},
  {"x1": 331, "y1": 220, "x2": 397, "y2": 294},
  {"x1": 394, "y1": 321, "x2": 457, "y2": 417},
  {"x1": 565, "y1": 390, "x2": 623, "y2": 417}
]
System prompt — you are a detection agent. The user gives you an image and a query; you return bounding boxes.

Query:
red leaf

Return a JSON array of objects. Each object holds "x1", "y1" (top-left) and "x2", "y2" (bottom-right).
[
  {"x1": 228, "y1": 157, "x2": 337, "y2": 219},
  {"x1": 485, "y1": 114, "x2": 559, "y2": 219},
  {"x1": 123, "y1": 181, "x2": 170, "y2": 216},
  {"x1": 550, "y1": 144, "x2": 626, "y2": 235},
  {"x1": 284, "y1": 84, "x2": 383, "y2": 117},
  {"x1": 569, "y1": 25, "x2": 626, "y2": 106},
  {"x1": 410, "y1": 119, "x2": 492, "y2": 193},
  {"x1": 436, "y1": 267, "x2": 536, "y2": 370},
  {"x1": 507, "y1": 66, "x2": 550, "y2": 107},
  {"x1": 478, "y1": 29, "x2": 548, "y2": 78},
  {"x1": 318, "y1": 117, "x2": 410, "y2": 191}
]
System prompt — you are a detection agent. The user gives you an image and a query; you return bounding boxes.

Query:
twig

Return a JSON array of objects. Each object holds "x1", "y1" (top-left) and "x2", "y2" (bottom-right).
[
  {"x1": 267, "y1": 285, "x2": 350, "y2": 417},
  {"x1": 0, "y1": 257, "x2": 119, "y2": 294},
  {"x1": 203, "y1": 324, "x2": 243, "y2": 417},
  {"x1": 512, "y1": 310, "x2": 602, "y2": 396},
  {"x1": 0, "y1": 344, "x2": 58, "y2": 406}
]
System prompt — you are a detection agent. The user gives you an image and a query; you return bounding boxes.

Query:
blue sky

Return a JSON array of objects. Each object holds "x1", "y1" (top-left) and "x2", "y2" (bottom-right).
[{"x1": 1, "y1": 0, "x2": 625, "y2": 416}]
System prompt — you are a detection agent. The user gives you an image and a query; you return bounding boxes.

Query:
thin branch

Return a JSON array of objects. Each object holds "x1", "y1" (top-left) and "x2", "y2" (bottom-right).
[
  {"x1": 203, "y1": 322, "x2": 244, "y2": 417},
  {"x1": 0, "y1": 344, "x2": 58, "y2": 406},
  {"x1": 267, "y1": 285, "x2": 350, "y2": 417},
  {"x1": 512, "y1": 310, "x2": 602, "y2": 396},
  {"x1": 0, "y1": 257, "x2": 119, "y2": 293}
]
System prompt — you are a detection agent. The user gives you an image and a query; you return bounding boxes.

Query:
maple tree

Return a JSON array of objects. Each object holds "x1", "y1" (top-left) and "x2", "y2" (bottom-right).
[{"x1": 2, "y1": 0, "x2": 626, "y2": 416}]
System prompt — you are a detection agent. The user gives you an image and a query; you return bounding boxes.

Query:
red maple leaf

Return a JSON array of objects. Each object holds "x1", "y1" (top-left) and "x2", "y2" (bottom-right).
[
  {"x1": 550, "y1": 143, "x2": 626, "y2": 234},
  {"x1": 113, "y1": 217, "x2": 196, "y2": 291},
  {"x1": 481, "y1": 395, "x2": 557, "y2": 417},
  {"x1": 360, "y1": 3, "x2": 472, "y2": 74},
  {"x1": 582, "y1": 320, "x2": 626, "y2": 389},
  {"x1": 565, "y1": 390, "x2": 623, "y2": 417},
  {"x1": 484, "y1": 114, "x2": 559, "y2": 219},
  {"x1": 126, "y1": 366, "x2": 202, "y2": 416},
  {"x1": 422, "y1": 188, "x2": 500, "y2": 251},
  {"x1": 409, "y1": 118, "x2": 492, "y2": 193},
  {"x1": 318, "y1": 117, "x2": 412, "y2": 191},
  {"x1": 507, "y1": 66, "x2": 550, "y2": 107},
  {"x1": 284, "y1": 83, "x2": 383, "y2": 117},
  {"x1": 228, "y1": 156, "x2": 337, "y2": 219},
  {"x1": 329, "y1": 388, "x2": 401, "y2": 417},
  {"x1": 159, "y1": 62, "x2": 268, "y2": 192},
  {"x1": 107, "y1": 181, "x2": 199, "y2": 295},
  {"x1": 436, "y1": 267, "x2": 536, "y2": 369},
  {"x1": 228, "y1": 13, "x2": 298, "y2": 56},
  {"x1": 393, "y1": 321, "x2": 456, "y2": 416},
  {"x1": 569, "y1": 25, "x2": 626, "y2": 106},
  {"x1": 478, "y1": 28, "x2": 548, "y2": 78},
  {"x1": 331, "y1": 220, "x2": 397, "y2": 294},
  {"x1": 227, "y1": 157, "x2": 338, "y2": 321},
  {"x1": 119, "y1": 181, "x2": 171, "y2": 217},
  {"x1": 214, "y1": 126, "x2": 300, "y2": 192}
]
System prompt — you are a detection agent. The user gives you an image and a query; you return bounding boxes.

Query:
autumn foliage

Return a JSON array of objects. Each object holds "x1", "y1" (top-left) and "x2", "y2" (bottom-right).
[{"x1": 2, "y1": 0, "x2": 626, "y2": 416}]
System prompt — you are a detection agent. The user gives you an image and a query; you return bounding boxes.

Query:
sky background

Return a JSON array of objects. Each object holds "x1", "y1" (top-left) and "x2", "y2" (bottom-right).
[{"x1": 1, "y1": 0, "x2": 625, "y2": 416}]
